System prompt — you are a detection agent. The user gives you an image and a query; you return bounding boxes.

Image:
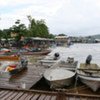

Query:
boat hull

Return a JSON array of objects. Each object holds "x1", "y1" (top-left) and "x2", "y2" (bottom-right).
[
  {"x1": 46, "y1": 76, "x2": 75, "y2": 88},
  {"x1": 44, "y1": 68, "x2": 75, "y2": 89},
  {"x1": 77, "y1": 63, "x2": 100, "y2": 91},
  {"x1": 40, "y1": 59, "x2": 58, "y2": 67},
  {"x1": 78, "y1": 75, "x2": 100, "y2": 91},
  {"x1": 3, "y1": 50, "x2": 51, "y2": 56}
]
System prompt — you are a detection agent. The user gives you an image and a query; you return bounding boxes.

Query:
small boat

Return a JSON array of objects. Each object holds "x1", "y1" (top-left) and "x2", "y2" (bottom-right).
[
  {"x1": 0, "y1": 48, "x2": 11, "y2": 55},
  {"x1": 0, "y1": 55, "x2": 28, "y2": 79},
  {"x1": 2, "y1": 48, "x2": 51, "y2": 56},
  {"x1": 21, "y1": 49, "x2": 51, "y2": 55},
  {"x1": 43, "y1": 68, "x2": 75, "y2": 88},
  {"x1": 39, "y1": 53, "x2": 60, "y2": 67},
  {"x1": 58, "y1": 57, "x2": 78, "y2": 71},
  {"x1": 77, "y1": 63, "x2": 100, "y2": 91}
]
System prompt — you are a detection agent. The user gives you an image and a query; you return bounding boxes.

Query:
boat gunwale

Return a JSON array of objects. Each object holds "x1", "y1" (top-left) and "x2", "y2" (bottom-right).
[{"x1": 44, "y1": 68, "x2": 76, "y2": 81}]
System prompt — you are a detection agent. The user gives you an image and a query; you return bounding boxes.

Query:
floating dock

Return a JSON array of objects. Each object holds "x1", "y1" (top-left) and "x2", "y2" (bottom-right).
[
  {"x1": 0, "y1": 55, "x2": 100, "y2": 99},
  {"x1": 0, "y1": 63, "x2": 44, "y2": 89},
  {"x1": 0, "y1": 88, "x2": 99, "y2": 100}
]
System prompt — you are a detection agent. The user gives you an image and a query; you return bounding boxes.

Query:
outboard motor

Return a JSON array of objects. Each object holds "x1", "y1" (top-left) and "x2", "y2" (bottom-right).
[
  {"x1": 54, "y1": 53, "x2": 60, "y2": 60},
  {"x1": 85, "y1": 55, "x2": 92, "y2": 65}
]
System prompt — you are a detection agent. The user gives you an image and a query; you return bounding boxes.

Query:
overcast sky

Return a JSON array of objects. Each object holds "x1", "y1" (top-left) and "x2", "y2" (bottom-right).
[{"x1": 0, "y1": 0, "x2": 100, "y2": 36}]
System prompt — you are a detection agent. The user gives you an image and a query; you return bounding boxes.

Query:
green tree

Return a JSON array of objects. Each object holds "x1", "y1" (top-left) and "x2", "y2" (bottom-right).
[
  {"x1": 10, "y1": 19, "x2": 28, "y2": 40},
  {"x1": 0, "y1": 30, "x2": 3, "y2": 39},
  {"x1": 48, "y1": 33, "x2": 55, "y2": 39},
  {"x1": 58, "y1": 33, "x2": 66, "y2": 36},
  {"x1": 27, "y1": 16, "x2": 50, "y2": 38},
  {"x1": 2, "y1": 29, "x2": 11, "y2": 40},
  {"x1": 9, "y1": 19, "x2": 28, "y2": 48},
  {"x1": 11, "y1": 20, "x2": 28, "y2": 34}
]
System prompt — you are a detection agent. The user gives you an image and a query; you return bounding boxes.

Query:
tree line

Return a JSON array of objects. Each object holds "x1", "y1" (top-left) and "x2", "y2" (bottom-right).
[{"x1": 0, "y1": 16, "x2": 55, "y2": 41}]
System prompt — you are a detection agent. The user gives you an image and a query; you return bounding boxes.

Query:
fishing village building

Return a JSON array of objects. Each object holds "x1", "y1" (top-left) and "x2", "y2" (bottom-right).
[
  {"x1": 55, "y1": 35, "x2": 68, "y2": 46},
  {"x1": 24, "y1": 37, "x2": 54, "y2": 49}
]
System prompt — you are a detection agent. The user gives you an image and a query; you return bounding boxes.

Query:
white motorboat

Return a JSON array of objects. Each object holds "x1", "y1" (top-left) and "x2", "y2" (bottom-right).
[
  {"x1": 43, "y1": 68, "x2": 75, "y2": 88},
  {"x1": 39, "y1": 53, "x2": 60, "y2": 67},
  {"x1": 58, "y1": 57, "x2": 78, "y2": 71},
  {"x1": 77, "y1": 63, "x2": 100, "y2": 91}
]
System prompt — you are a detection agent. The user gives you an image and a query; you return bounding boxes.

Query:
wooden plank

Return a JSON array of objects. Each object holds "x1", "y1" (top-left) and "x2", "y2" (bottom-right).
[
  {"x1": 74, "y1": 97, "x2": 81, "y2": 100},
  {"x1": 0, "y1": 56, "x2": 43, "y2": 90},
  {"x1": 24, "y1": 93, "x2": 34, "y2": 100},
  {"x1": 12, "y1": 92, "x2": 24, "y2": 100},
  {"x1": 38, "y1": 94, "x2": 46, "y2": 100},
  {"x1": 31, "y1": 94, "x2": 40, "y2": 100},
  {"x1": 94, "y1": 98, "x2": 100, "y2": 100},
  {"x1": 0, "y1": 91, "x2": 5, "y2": 95},
  {"x1": 44, "y1": 95, "x2": 51, "y2": 100},
  {"x1": 18, "y1": 93, "x2": 28, "y2": 100},
  {"x1": 67, "y1": 96, "x2": 75, "y2": 100},
  {"x1": 86, "y1": 98, "x2": 99, "y2": 100},
  {"x1": 0, "y1": 65, "x2": 43, "y2": 89},
  {"x1": 79, "y1": 98, "x2": 88, "y2": 100},
  {"x1": 51, "y1": 96, "x2": 57, "y2": 100},
  {"x1": 0, "y1": 91, "x2": 14, "y2": 100},
  {"x1": 78, "y1": 68, "x2": 100, "y2": 71},
  {"x1": 7, "y1": 92, "x2": 19, "y2": 100},
  {"x1": 0, "y1": 88, "x2": 99, "y2": 100},
  {"x1": 0, "y1": 91, "x2": 9, "y2": 98}
]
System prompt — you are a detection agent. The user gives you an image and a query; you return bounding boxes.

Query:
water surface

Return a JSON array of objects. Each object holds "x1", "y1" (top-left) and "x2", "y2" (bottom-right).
[{"x1": 49, "y1": 43, "x2": 100, "y2": 67}]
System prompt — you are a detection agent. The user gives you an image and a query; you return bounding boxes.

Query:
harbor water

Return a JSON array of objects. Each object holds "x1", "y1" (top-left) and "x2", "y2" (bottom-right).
[
  {"x1": 32, "y1": 43, "x2": 100, "y2": 93},
  {"x1": 49, "y1": 43, "x2": 100, "y2": 67}
]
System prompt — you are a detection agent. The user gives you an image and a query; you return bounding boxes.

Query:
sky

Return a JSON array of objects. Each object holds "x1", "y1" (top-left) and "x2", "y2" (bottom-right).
[{"x1": 0, "y1": 0, "x2": 100, "y2": 36}]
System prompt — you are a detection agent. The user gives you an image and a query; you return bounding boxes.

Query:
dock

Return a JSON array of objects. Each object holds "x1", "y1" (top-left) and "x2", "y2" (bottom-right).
[
  {"x1": 0, "y1": 55, "x2": 100, "y2": 99},
  {"x1": 0, "y1": 88, "x2": 99, "y2": 100},
  {"x1": 0, "y1": 63, "x2": 45, "y2": 89}
]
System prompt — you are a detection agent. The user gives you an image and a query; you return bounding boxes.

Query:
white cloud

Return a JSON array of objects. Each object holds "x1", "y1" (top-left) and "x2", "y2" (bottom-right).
[
  {"x1": 0, "y1": 0, "x2": 66, "y2": 29},
  {"x1": 0, "y1": 0, "x2": 34, "y2": 7},
  {"x1": 0, "y1": 0, "x2": 100, "y2": 36}
]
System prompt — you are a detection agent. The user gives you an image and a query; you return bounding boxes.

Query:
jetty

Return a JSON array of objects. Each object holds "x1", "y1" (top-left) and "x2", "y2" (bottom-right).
[
  {"x1": 0, "y1": 87, "x2": 99, "y2": 100},
  {"x1": 0, "y1": 61, "x2": 45, "y2": 89},
  {"x1": 0, "y1": 54, "x2": 99, "y2": 99}
]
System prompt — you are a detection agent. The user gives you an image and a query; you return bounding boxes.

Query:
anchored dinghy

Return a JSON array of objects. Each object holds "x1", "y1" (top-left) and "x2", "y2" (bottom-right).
[
  {"x1": 44, "y1": 68, "x2": 75, "y2": 88},
  {"x1": 77, "y1": 55, "x2": 100, "y2": 91}
]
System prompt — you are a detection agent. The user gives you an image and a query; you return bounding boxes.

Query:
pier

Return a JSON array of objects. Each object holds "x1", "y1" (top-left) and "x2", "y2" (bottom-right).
[
  {"x1": 0, "y1": 88, "x2": 99, "y2": 100},
  {"x1": 0, "y1": 61, "x2": 45, "y2": 89},
  {"x1": 0, "y1": 47, "x2": 100, "y2": 99}
]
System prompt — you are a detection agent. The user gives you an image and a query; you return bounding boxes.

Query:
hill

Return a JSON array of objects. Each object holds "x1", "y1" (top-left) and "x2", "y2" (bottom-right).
[{"x1": 90, "y1": 34, "x2": 100, "y2": 39}]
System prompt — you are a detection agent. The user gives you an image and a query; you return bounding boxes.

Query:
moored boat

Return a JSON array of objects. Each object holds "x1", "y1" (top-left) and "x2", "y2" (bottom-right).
[
  {"x1": 21, "y1": 49, "x2": 51, "y2": 55},
  {"x1": 0, "y1": 48, "x2": 51, "y2": 56},
  {"x1": 58, "y1": 57, "x2": 78, "y2": 71},
  {"x1": 0, "y1": 55, "x2": 28, "y2": 79},
  {"x1": 39, "y1": 52, "x2": 60, "y2": 67},
  {"x1": 43, "y1": 68, "x2": 75, "y2": 88},
  {"x1": 77, "y1": 63, "x2": 100, "y2": 91}
]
